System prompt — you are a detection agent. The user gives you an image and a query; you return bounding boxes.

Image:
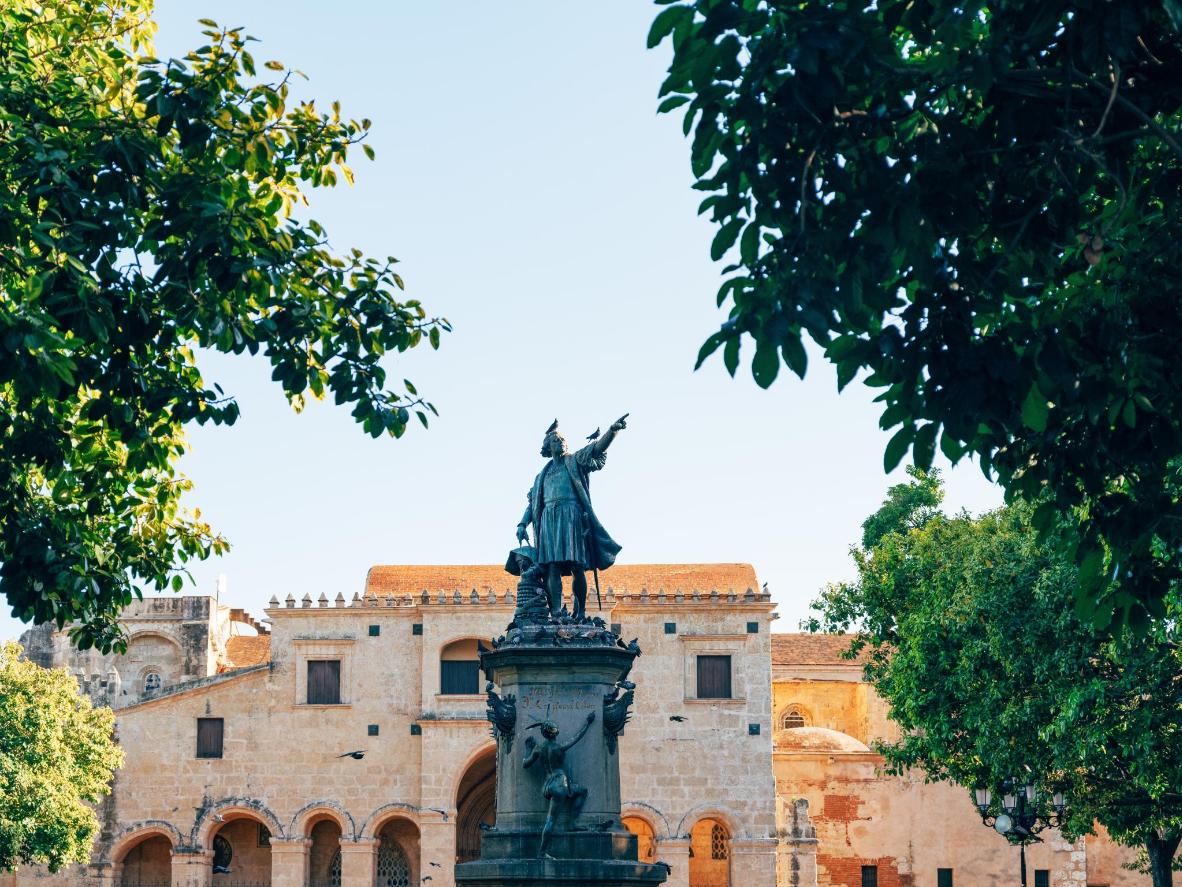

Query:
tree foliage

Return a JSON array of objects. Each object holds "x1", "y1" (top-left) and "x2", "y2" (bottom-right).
[
  {"x1": 652, "y1": 0, "x2": 1182, "y2": 628},
  {"x1": 0, "y1": 1, "x2": 450, "y2": 651},
  {"x1": 0, "y1": 642, "x2": 123, "y2": 873},
  {"x1": 811, "y1": 473, "x2": 1182, "y2": 885}
]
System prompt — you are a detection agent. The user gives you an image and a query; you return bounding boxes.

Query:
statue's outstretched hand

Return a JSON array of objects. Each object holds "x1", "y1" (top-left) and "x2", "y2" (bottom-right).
[
  {"x1": 611, "y1": 414, "x2": 628, "y2": 432},
  {"x1": 516, "y1": 524, "x2": 529, "y2": 545}
]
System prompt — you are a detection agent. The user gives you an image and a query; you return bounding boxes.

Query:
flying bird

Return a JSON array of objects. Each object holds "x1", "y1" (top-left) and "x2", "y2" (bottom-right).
[
  {"x1": 337, "y1": 750, "x2": 366, "y2": 760},
  {"x1": 479, "y1": 822, "x2": 494, "y2": 831},
  {"x1": 669, "y1": 715, "x2": 687, "y2": 723},
  {"x1": 429, "y1": 861, "x2": 441, "y2": 868},
  {"x1": 422, "y1": 877, "x2": 433, "y2": 882},
  {"x1": 586, "y1": 427, "x2": 600, "y2": 441},
  {"x1": 213, "y1": 865, "x2": 232, "y2": 874}
]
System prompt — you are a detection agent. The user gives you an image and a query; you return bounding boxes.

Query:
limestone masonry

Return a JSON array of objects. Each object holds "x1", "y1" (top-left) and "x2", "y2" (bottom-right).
[{"x1": 8, "y1": 563, "x2": 1143, "y2": 887}]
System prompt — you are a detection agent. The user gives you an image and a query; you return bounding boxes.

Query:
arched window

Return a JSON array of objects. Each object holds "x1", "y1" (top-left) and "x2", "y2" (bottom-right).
[
  {"x1": 779, "y1": 704, "x2": 808, "y2": 730},
  {"x1": 143, "y1": 672, "x2": 162, "y2": 694},
  {"x1": 440, "y1": 639, "x2": 489, "y2": 696}
]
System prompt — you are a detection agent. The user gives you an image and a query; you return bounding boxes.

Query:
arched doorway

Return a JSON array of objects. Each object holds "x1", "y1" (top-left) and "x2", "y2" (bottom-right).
[
  {"x1": 308, "y1": 818, "x2": 343, "y2": 887},
  {"x1": 688, "y1": 818, "x2": 730, "y2": 887},
  {"x1": 622, "y1": 816, "x2": 656, "y2": 864},
  {"x1": 455, "y1": 746, "x2": 496, "y2": 863},
  {"x1": 374, "y1": 818, "x2": 419, "y2": 887},
  {"x1": 211, "y1": 815, "x2": 272, "y2": 885},
  {"x1": 119, "y1": 834, "x2": 172, "y2": 886}
]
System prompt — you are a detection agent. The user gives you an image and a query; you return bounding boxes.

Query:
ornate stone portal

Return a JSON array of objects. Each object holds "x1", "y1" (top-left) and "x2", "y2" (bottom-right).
[{"x1": 455, "y1": 416, "x2": 666, "y2": 887}]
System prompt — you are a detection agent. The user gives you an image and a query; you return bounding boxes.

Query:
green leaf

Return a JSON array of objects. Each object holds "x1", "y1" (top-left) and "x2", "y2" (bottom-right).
[
  {"x1": 751, "y1": 339, "x2": 780, "y2": 388},
  {"x1": 739, "y1": 221, "x2": 761, "y2": 265},
  {"x1": 647, "y1": 5, "x2": 690, "y2": 48},
  {"x1": 710, "y1": 218, "x2": 744, "y2": 261},
  {"x1": 657, "y1": 95, "x2": 690, "y2": 114},
  {"x1": 781, "y1": 333, "x2": 807, "y2": 378},
  {"x1": 913, "y1": 423, "x2": 938, "y2": 471},
  {"x1": 723, "y1": 337, "x2": 740, "y2": 377},
  {"x1": 1020, "y1": 384, "x2": 1048, "y2": 432},
  {"x1": 883, "y1": 425, "x2": 914, "y2": 472}
]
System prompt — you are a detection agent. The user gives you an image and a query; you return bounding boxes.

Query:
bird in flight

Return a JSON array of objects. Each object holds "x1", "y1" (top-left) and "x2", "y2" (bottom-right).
[
  {"x1": 337, "y1": 750, "x2": 366, "y2": 760},
  {"x1": 669, "y1": 715, "x2": 687, "y2": 723},
  {"x1": 586, "y1": 427, "x2": 601, "y2": 441}
]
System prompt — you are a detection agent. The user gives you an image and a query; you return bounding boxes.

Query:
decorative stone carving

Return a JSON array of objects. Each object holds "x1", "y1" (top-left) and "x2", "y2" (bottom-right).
[
  {"x1": 486, "y1": 681, "x2": 517, "y2": 751},
  {"x1": 602, "y1": 686, "x2": 635, "y2": 755}
]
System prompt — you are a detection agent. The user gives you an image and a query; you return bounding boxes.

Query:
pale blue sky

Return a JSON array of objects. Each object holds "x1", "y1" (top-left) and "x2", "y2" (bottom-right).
[{"x1": 2, "y1": 2, "x2": 1003, "y2": 644}]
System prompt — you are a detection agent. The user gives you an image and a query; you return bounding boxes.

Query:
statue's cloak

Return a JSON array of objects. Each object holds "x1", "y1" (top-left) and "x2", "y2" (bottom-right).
[{"x1": 523, "y1": 444, "x2": 620, "y2": 572}]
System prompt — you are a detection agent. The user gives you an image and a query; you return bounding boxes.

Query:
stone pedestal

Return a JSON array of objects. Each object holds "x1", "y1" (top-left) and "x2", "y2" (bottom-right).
[{"x1": 456, "y1": 633, "x2": 666, "y2": 887}]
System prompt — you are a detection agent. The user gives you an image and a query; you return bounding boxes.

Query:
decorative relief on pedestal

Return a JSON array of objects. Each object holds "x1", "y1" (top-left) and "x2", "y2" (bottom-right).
[
  {"x1": 486, "y1": 682, "x2": 517, "y2": 751},
  {"x1": 603, "y1": 685, "x2": 634, "y2": 754}
]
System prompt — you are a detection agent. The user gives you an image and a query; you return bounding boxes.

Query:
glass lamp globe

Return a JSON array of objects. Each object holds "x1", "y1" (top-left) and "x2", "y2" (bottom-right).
[{"x1": 993, "y1": 813, "x2": 1014, "y2": 836}]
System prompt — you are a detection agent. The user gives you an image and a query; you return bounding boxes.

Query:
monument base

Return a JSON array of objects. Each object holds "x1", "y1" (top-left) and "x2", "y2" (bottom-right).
[{"x1": 454, "y1": 857, "x2": 668, "y2": 887}]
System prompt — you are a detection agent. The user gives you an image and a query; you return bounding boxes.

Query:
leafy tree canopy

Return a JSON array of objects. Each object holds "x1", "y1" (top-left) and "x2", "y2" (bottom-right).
[
  {"x1": 0, "y1": 642, "x2": 123, "y2": 873},
  {"x1": 0, "y1": 1, "x2": 449, "y2": 651},
  {"x1": 651, "y1": 0, "x2": 1182, "y2": 628},
  {"x1": 811, "y1": 472, "x2": 1182, "y2": 885}
]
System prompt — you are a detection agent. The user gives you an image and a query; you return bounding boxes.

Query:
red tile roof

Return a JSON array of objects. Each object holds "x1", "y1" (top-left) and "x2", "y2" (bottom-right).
[
  {"x1": 365, "y1": 563, "x2": 759, "y2": 596},
  {"x1": 771, "y1": 633, "x2": 867, "y2": 666},
  {"x1": 224, "y1": 635, "x2": 271, "y2": 668}
]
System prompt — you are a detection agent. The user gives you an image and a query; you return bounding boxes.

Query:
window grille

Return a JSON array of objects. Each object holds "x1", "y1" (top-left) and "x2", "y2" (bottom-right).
[
  {"x1": 307, "y1": 660, "x2": 341, "y2": 704},
  {"x1": 938, "y1": 868, "x2": 954, "y2": 887},
  {"x1": 143, "y1": 672, "x2": 161, "y2": 693},
  {"x1": 780, "y1": 704, "x2": 808, "y2": 729},
  {"x1": 196, "y1": 718, "x2": 223, "y2": 759},
  {"x1": 861, "y1": 864, "x2": 878, "y2": 887},
  {"x1": 376, "y1": 835, "x2": 411, "y2": 887},
  {"x1": 1035, "y1": 871, "x2": 1050, "y2": 887},
  {"x1": 710, "y1": 823, "x2": 729, "y2": 860},
  {"x1": 325, "y1": 848, "x2": 342, "y2": 887},
  {"x1": 696, "y1": 655, "x2": 732, "y2": 699}
]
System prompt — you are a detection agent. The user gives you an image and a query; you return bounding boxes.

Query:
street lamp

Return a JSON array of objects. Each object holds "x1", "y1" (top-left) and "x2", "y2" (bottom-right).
[{"x1": 973, "y1": 777, "x2": 1067, "y2": 887}]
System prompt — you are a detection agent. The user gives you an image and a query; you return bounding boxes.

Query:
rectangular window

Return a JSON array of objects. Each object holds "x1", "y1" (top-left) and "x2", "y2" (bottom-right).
[
  {"x1": 1035, "y1": 872, "x2": 1050, "y2": 887},
  {"x1": 196, "y1": 717, "x2": 223, "y2": 758},
  {"x1": 307, "y1": 660, "x2": 341, "y2": 704},
  {"x1": 861, "y1": 865, "x2": 878, "y2": 887},
  {"x1": 938, "y1": 869, "x2": 954, "y2": 887},
  {"x1": 441, "y1": 660, "x2": 480, "y2": 695},
  {"x1": 696, "y1": 655, "x2": 732, "y2": 699}
]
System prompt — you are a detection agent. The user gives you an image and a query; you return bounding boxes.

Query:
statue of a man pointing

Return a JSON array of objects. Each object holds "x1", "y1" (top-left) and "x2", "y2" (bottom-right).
[{"x1": 516, "y1": 415, "x2": 627, "y2": 621}]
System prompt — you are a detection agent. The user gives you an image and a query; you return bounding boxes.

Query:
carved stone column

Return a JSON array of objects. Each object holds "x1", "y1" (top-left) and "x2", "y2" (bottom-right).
[
  {"x1": 170, "y1": 849, "x2": 213, "y2": 887},
  {"x1": 269, "y1": 837, "x2": 310, "y2": 887},
  {"x1": 654, "y1": 837, "x2": 690, "y2": 887},
  {"x1": 777, "y1": 799, "x2": 818, "y2": 887},
  {"x1": 339, "y1": 837, "x2": 378, "y2": 887},
  {"x1": 420, "y1": 818, "x2": 457, "y2": 887}
]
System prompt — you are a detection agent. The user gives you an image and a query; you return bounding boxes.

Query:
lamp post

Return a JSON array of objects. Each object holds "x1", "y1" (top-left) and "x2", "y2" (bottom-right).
[{"x1": 974, "y1": 777, "x2": 1067, "y2": 887}]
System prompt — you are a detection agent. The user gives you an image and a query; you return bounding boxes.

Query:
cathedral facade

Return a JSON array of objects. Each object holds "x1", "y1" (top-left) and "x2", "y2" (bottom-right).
[{"x1": 9, "y1": 563, "x2": 1143, "y2": 887}]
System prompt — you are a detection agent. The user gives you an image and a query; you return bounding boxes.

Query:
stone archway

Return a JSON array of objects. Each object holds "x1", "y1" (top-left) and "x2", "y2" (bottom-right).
[
  {"x1": 455, "y1": 745, "x2": 496, "y2": 864},
  {"x1": 211, "y1": 813, "x2": 273, "y2": 886},
  {"x1": 118, "y1": 833, "x2": 172, "y2": 886},
  {"x1": 374, "y1": 818, "x2": 419, "y2": 887},
  {"x1": 308, "y1": 818, "x2": 343, "y2": 887},
  {"x1": 622, "y1": 816, "x2": 657, "y2": 864},
  {"x1": 688, "y1": 818, "x2": 731, "y2": 887}
]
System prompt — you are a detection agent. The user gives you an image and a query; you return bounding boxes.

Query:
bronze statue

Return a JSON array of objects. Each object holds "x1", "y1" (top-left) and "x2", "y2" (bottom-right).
[
  {"x1": 516, "y1": 415, "x2": 627, "y2": 621},
  {"x1": 522, "y1": 711, "x2": 596, "y2": 858}
]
